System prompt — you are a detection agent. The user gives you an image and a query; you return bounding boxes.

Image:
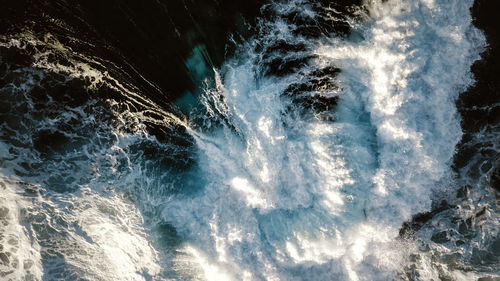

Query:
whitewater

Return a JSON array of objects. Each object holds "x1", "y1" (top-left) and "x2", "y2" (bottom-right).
[{"x1": 0, "y1": 0, "x2": 497, "y2": 280}]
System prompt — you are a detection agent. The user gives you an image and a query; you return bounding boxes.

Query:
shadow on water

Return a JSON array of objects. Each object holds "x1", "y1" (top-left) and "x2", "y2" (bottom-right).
[
  {"x1": 454, "y1": 0, "x2": 500, "y2": 194},
  {"x1": 0, "y1": 0, "x2": 266, "y2": 107}
]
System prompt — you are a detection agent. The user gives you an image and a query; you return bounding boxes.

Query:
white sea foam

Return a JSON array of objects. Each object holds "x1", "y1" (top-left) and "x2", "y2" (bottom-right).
[
  {"x1": 0, "y1": 126, "x2": 162, "y2": 281},
  {"x1": 0, "y1": 176, "x2": 43, "y2": 281},
  {"x1": 161, "y1": 0, "x2": 487, "y2": 280},
  {"x1": 0, "y1": 147, "x2": 163, "y2": 281},
  {"x1": 0, "y1": 0, "x2": 492, "y2": 279},
  {"x1": 40, "y1": 190, "x2": 161, "y2": 281},
  {"x1": 0, "y1": 59, "x2": 164, "y2": 280}
]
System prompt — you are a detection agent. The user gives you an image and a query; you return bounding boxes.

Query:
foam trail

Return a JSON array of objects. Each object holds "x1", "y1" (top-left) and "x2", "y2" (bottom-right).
[
  {"x1": 0, "y1": 143, "x2": 43, "y2": 280},
  {"x1": 36, "y1": 191, "x2": 162, "y2": 281},
  {"x1": 0, "y1": 183, "x2": 43, "y2": 281},
  {"x1": 0, "y1": 119, "x2": 161, "y2": 281},
  {"x1": 161, "y1": 0, "x2": 486, "y2": 280},
  {"x1": 0, "y1": 50, "x2": 164, "y2": 279}
]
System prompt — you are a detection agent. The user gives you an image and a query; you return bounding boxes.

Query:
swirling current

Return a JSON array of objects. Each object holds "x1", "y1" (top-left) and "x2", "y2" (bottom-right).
[{"x1": 0, "y1": 0, "x2": 499, "y2": 280}]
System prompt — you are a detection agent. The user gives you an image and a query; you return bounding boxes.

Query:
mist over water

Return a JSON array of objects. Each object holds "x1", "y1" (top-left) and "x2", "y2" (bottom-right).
[{"x1": 0, "y1": 0, "x2": 498, "y2": 280}]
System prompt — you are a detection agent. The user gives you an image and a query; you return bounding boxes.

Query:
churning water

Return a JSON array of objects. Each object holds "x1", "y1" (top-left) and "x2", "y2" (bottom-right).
[{"x1": 0, "y1": 0, "x2": 498, "y2": 280}]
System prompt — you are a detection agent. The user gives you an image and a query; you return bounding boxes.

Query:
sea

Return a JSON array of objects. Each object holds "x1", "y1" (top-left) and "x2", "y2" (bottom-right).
[{"x1": 0, "y1": 0, "x2": 498, "y2": 280}]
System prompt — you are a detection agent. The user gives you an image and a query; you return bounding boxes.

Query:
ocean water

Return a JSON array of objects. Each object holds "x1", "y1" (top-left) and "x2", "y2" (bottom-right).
[{"x1": 0, "y1": 0, "x2": 498, "y2": 280}]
